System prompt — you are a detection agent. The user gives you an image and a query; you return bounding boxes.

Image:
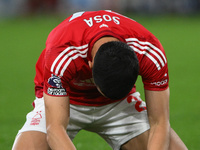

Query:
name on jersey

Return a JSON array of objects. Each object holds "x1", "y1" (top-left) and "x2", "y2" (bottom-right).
[{"x1": 84, "y1": 15, "x2": 120, "y2": 27}]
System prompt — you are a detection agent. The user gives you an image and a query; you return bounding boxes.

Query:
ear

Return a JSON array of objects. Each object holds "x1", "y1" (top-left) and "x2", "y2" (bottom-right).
[{"x1": 88, "y1": 61, "x2": 93, "y2": 69}]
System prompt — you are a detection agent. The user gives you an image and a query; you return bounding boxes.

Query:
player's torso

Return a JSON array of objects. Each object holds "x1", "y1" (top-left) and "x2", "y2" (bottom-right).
[
  {"x1": 44, "y1": 10, "x2": 164, "y2": 106},
  {"x1": 46, "y1": 10, "x2": 153, "y2": 50}
]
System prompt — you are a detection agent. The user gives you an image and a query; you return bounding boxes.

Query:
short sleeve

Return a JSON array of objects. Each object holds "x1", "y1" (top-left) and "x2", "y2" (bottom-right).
[
  {"x1": 43, "y1": 47, "x2": 76, "y2": 97},
  {"x1": 44, "y1": 67, "x2": 68, "y2": 96},
  {"x1": 136, "y1": 39, "x2": 169, "y2": 91},
  {"x1": 141, "y1": 57, "x2": 169, "y2": 91}
]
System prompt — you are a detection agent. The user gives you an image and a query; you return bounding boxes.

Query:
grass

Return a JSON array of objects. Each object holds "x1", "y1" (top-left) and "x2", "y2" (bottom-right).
[{"x1": 0, "y1": 14, "x2": 200, "y2": 150}]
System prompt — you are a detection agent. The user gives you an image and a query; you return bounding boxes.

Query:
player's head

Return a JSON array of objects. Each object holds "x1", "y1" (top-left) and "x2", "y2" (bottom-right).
[{"x1": 93, "y1": 41, "x2": 139, "y2": 100}]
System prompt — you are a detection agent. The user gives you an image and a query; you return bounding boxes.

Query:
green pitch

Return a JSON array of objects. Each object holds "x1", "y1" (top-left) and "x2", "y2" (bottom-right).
[{"x1": 0, "y1": 14, "x2": 199, "y2": 150}]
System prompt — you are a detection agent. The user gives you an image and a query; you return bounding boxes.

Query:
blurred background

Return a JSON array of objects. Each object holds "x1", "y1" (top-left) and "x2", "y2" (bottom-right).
[
  {"x1": 0, "y1": 0, "x2": 200, "y2": 150},
  {"x1": 0, "y1": 0, "x2": 200, "y2": 17}
]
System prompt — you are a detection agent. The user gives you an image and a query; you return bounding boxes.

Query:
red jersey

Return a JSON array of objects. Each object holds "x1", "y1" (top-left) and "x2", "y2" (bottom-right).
[{"x1": 34, "y1": 10, "x2": 169, "y2": 106}]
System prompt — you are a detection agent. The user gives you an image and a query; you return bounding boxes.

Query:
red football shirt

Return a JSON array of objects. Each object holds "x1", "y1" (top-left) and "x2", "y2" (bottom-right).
[{"x1": 34, "y1": 10, "x2": 169, "y2": 106}]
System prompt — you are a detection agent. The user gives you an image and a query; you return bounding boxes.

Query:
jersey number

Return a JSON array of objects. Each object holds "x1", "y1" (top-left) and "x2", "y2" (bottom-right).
[{"x1": 127, "y1": 95, "x2": 146, "y2": 112}]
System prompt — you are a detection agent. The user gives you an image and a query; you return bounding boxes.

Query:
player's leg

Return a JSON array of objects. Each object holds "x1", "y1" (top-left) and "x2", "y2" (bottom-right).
[
  {"x1": 169, "y1": 128, "x2": 188, "y2": 150},
  {"x1": 67, "y1": 104, "x2": 94, "y2": 140},
  {"x1": 87, "y1": 92, "x2": 187, "y2": 150},
  {"x1": 85, "y1": 92, "x2": 150, "y2": 150},
  {"x1": 120, "y1": 130, "x2": 149, "y2": 150},
  {"x1": 120, "y1": 127, "x2": 188, "y2": 150},
  {"x1": 12, "y1": 98, "x2": 49, "y2": 150},
  {"x1": 12, "y1": 131, "x2": 50, "y2": 150}
]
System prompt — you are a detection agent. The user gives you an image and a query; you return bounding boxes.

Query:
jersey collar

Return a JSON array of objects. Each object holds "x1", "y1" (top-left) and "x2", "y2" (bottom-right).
[{"x1": 87, "y1": 30, "x2": 125, "y2": 61}]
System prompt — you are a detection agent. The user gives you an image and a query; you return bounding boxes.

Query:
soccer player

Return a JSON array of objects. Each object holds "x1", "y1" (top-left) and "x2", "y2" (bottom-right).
[{"x1": 12, "y1": 10, "x2": 188, "y2": 150}]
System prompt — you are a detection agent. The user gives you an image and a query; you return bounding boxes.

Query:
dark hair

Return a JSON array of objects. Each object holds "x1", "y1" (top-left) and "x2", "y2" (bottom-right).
[{"x1": 93, "y1": 41, "x2": 139, "y2": 100}]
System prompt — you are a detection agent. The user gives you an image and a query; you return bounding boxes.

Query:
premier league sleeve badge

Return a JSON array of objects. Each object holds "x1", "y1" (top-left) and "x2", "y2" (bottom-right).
[{"x1": 47, "y1": 74, "x2": 67, "y2": 96}]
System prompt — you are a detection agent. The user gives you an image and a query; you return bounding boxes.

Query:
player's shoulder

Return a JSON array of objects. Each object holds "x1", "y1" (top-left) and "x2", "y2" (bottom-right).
[
  {"x1": 126, "y1": 36, "x2": 169, "y2": 90},
  {"x1": 126, "y1": 36, "x2": 167, "y2": 72}
]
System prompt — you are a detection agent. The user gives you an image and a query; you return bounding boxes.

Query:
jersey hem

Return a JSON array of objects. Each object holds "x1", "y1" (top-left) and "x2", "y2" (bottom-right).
[{"x1": 144, "y1": 85, "x2": 169, "y2": 91}]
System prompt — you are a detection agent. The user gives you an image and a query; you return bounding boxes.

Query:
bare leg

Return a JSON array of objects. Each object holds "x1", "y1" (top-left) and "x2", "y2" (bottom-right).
[
  {"x1": 12, "y1": 131, "x2": 51, "y2": 150},
  {"x1": 169, "y1": 128, "x2": 188, "y2": 150},
  {"x1": 121, "y1": 130, "x2": 149, "y2": 150},
  {"x1": 120, "y1": 128, "x2": 188, "y2": 150}
]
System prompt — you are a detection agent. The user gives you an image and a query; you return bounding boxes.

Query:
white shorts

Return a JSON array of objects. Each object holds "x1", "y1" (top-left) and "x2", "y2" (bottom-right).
[{"x1": 17, "y1": 92, "x2": 150, "y2": 150}]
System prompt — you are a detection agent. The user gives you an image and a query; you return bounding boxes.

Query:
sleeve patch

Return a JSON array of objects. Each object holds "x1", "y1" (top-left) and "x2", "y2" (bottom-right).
[{"x1": 47, "y1": 87, "x2": 67, "y2": 96}]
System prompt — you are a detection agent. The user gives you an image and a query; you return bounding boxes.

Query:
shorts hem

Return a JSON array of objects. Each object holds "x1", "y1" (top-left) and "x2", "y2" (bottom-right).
[
  {"x1": 17, "y1": 127, "x2": 47, "y2": 135},
  {"x1": 114, "y1": 125, "x2": 150, "y2": 150}
]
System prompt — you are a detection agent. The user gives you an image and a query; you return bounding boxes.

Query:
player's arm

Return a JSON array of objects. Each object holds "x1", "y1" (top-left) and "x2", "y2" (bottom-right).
[
  {"x1": 145, "y1": 88, "x2": 170, "y2": 150},
  {"x1": 44, "y1": 93, "x2": 76, "y2": 150}
]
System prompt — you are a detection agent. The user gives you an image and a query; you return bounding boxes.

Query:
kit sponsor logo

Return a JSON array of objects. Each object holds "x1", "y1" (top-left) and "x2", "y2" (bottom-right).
[{"x1": 151, "y1": 79, "x2": 168, "y2": 86}]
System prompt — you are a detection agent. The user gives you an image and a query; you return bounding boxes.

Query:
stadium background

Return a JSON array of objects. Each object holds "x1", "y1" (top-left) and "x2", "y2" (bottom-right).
[{"x1": 0, "y1": 0, "x2": 200, "y2": 149}]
